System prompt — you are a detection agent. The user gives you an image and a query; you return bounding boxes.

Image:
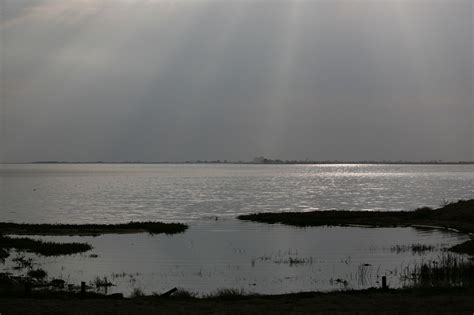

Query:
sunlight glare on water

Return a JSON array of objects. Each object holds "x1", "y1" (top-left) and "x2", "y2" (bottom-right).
[{"x1": 0, "y1": 164, "x2": 473, "y2": 223}]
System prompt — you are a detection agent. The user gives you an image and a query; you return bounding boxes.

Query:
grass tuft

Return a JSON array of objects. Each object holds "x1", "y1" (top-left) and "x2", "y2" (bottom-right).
[
  {"x1": 391, "y1": 244, "x2": 437, "y2": 254},
  {"x1": 27, "y1": 268, "x2": 48, "y2": 280},
  {"x1": 401, "y1": 253, "x2": 474, "y2": 288},
  {"x1": 205, "y1": 288, "x2": 247, "y2": 299}
]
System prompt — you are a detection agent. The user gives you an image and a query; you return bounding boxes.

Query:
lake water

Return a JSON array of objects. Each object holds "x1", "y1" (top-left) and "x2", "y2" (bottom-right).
[
  {"x1": 1, "y1": 164, "x2": 474, "y2": 223},
  {"x1": 1, "y1": 164, "x2": 473, "y2": 295}
]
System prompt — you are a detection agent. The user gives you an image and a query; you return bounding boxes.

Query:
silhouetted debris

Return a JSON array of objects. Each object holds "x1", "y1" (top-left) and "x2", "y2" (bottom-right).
[
  {"x1": 0, "y1": 248, "x2": 9, "y2": 261},
  {"x1": 161, "y1": 287, "x2": 178, "y2": 297},
  {"x1": 27, "y1": 269, "x2": 47, "y2": 280}
]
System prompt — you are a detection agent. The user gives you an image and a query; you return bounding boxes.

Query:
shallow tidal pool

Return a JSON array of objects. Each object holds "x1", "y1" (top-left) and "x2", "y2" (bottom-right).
[{"x1": 1, "y1": 219, "x2": 469, "y2": 296}]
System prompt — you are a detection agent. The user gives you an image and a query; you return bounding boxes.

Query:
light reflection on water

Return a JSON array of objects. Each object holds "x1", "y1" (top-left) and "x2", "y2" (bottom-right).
[
  {"x1": 1, "y1": 164, "x2": 473, "y2": 223},
  {"x1": 1, "y1": 220, "x2": 469, "y2": 295}
]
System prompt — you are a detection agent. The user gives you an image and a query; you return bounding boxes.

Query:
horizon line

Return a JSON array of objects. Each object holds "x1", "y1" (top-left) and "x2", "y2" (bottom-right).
[{"x1": 2, "y1": 160, "x2": 474, "y2": 165}]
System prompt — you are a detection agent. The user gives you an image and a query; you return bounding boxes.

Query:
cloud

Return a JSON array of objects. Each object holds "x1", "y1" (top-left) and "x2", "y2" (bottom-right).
[{"x1": 1, "y1": 0, "x2": 472, "y2": 162}]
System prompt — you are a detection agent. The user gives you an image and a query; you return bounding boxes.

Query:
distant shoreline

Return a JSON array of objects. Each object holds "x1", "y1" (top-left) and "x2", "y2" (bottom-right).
[{"x1": 2, "y1": 161, "x2": 474, "y2": 165}]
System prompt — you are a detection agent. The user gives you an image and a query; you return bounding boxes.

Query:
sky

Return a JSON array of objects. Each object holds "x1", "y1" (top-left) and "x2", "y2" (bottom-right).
[{"x1": 0, "y1": 0, "x2": 473, "y2": 162}]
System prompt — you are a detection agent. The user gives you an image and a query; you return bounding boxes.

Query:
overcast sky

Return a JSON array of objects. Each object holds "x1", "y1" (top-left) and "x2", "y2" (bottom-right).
[{"x1": 1, "y1": 0, "x2": 472, "y2": 162}]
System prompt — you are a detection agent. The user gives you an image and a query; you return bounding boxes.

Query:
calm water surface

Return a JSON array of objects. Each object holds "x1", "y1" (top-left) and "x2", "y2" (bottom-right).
[
  {"x1": 1, "y1": 164, "x2": 473, "y2": 295},
  {"x1": 2, "y1": 222, "x2": 469, "y2": 295}
]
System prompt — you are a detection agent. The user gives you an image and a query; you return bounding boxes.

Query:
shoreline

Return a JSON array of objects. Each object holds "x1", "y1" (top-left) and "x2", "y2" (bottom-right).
[{"x1": 3, "y1": 161, "x2": 474, "y2": 165}]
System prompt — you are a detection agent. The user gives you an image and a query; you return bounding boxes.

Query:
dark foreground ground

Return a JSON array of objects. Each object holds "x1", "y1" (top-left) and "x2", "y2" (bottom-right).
[{"x1": 1, "y1": 288, "x2": 474, "y2": 314}]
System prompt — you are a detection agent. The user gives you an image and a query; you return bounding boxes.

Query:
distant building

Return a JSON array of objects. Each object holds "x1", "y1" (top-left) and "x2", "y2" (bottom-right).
[{"x1": 253, "y1": 156, "x2": 266, "y2": 164}]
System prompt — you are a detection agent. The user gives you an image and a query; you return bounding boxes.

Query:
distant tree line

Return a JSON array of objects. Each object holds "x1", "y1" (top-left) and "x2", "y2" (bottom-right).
[{"x1": 27, "y1": 158, "x2": 474, "y2": 165}]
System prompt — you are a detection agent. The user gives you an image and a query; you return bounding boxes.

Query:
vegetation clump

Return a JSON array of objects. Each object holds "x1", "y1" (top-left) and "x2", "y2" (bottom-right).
[
  {"x1": 401, "y1": 253, "x2": 474, "y2": 288},
  {"x1": 205, "y1": 288, "x2": 248, "y2": 299},
  {"x1": 0, "y1": 248, "x2": 9, "y2": 261},
  {"x1": 239, "y1": 199, "x2": 474, "y2": 232},
  {"x1": 0, "y1": 221, "x2": 188, "y2": 236},
  {"x1": 92, "y1": 276, "x2": 114, "y2": 289},
  {"x1": 0, "y1": 235, "x2": 92, "y2": 256},
  {"x1": 27, "y1": 269, "x2": 48, "y2": 280},
  {"x1": 390, "y1": 244, "x2": 437, "y2": 254},
  {"x1": 252, "y1": 250, "x2": 313, "y2": 266}
]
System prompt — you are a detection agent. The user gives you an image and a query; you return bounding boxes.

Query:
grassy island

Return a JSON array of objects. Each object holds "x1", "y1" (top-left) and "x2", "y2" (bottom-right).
[
  {"x1": 0, "y1": 221, "x2": 188, "y2": 236},
  {"x1": 238, "y1": 199, "x2": 474, "y2": 232},
  {"x1": 0, "y1": 221, "x2": 188, "y2": 258},
  {"x1": 238, "y1": 199, "x2": 474, "y2": 255},
  {"x1": 0, "y1": 235, "x2": 92, "y2": 257}
]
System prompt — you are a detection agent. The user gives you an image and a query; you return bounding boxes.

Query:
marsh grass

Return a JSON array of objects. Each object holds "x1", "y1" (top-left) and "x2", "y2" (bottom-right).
[
  {"x1": 251, "y1": 249, "x2": 313, "y2": 267},
  {"x1": 390, "y1": 244, "x2": 437, "y2": 254},
  {"x1": 238, "y1": 199, "x2": 474, "y2": 235},
  {"x1": 12, "y1": 255, "x2": 33, "y2": 269},
  {"x1": 274, "y1": 256, "x2": 313, "y2": 266},
  {"x1": 401, "y1": 253, "x2": 474, "y2": 288},
  {"x1": 111, "y1": 272, "x2": 128, "y2": 279},
  {"x1": 92, "y1": 276, "x2": 114, "y2": 289},
  {"x1": 0, "y1": 235, "x2": 92, "y2": 256},
  {"x1": 205, "y1": 288, "x2": 247, "y2": 298},
  {"x1": 0, "y1": 221, "x2": 188, "y2": 236}
]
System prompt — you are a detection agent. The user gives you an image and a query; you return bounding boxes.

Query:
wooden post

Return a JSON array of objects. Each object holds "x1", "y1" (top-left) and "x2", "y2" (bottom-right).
[
  {"x1": 382, "y1": 276, "x2": 388, "y2": 290},
  {"x1": 24, "y1": 282, "x2": 31, "y2": 295},
  {"x1": 81, "y1": 281, "x2": 86, "y2": 296}
]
